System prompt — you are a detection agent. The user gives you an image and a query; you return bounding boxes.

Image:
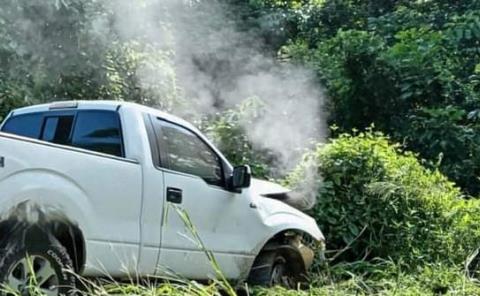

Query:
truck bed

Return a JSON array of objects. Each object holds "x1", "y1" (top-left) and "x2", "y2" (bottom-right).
[{"x1": 0, "y1": 132, "x2": 144, "y2": 276}]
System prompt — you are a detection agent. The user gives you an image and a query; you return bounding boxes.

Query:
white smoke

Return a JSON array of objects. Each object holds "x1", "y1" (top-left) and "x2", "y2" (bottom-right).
[
  {"x1": 3, "y1": 0, "x2": 327, "y2": 205},
  {"x1": 101, "y1": 0, "x2": 326, "y2": 170}
]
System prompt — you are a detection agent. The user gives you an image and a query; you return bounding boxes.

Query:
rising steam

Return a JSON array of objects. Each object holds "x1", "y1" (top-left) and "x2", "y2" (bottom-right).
[
  {"x1": 105, "y1": 1, "x2": 326, "y2": 163},
  {"x1": 2, "y1": 0, "x2": 326, "y2": 206}
]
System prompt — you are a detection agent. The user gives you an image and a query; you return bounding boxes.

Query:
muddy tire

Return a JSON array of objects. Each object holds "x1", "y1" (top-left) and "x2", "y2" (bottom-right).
[
  {"x1": 0, "y1": 231, "x2": 76, "y2": 296},
  {"x1": 247, "y1": 251, "x2": 299, "y2": 288}
]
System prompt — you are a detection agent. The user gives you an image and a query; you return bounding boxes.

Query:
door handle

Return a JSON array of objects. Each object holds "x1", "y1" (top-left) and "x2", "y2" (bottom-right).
[{"x1": 166, "y1": 187, "x2": 183, "y2": 204}]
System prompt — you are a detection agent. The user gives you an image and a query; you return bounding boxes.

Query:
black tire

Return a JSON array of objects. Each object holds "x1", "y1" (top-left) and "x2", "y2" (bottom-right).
[
  {"x1": 247, "y1": 251, "x2": 298, "y2": 288},
  {"x1": 0, "y1": 232, "x2": 76, "y2": 296}
]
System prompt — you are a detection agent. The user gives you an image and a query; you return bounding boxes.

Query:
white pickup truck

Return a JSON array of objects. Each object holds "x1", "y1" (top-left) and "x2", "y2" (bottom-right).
[{"x1": 0, "y1": 101, "x2": 325, "y2": 295}]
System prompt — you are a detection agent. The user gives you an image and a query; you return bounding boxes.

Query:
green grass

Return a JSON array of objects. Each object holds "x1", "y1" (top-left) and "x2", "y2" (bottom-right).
[{"x1": 67, "y1": 261, "x2": 480, "y2": 296}]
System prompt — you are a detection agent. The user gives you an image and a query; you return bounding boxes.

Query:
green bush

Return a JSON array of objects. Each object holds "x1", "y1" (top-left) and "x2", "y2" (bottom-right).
[
  {"x1": 399, "y1": 106, "x2": 480, "y2": 196},
  {"x1": 272, "y1": 0, "x2": 480, "y2": 196},
  {"x1": 288, "y1": 131, "x2": 480, "y2": 266}
]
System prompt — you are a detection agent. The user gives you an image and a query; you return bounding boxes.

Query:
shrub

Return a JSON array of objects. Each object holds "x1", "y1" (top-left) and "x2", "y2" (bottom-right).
[
  {"x1": 399, "y1": 106, "x2": 480, "y2": 196},
  {"x1": 288, "y1": 131, "x2": 480, "y2": 266}
]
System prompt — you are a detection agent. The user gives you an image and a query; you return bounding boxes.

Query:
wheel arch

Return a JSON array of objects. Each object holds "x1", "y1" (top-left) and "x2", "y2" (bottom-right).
[
  {"x1": 0, "y1": 169, "x2": 94, "y2": 273},
  {"x1": 255, "y1": 228, "x2": 319, "y2": 264},
  {"x1": 254, "y1": 211, "x2": 324, "y2": 255},
  {"x1": 246, "y1": 228, "x2": 321, "y2": 285},
  {"x1": 0, "y1": 204, "x2": 87, "y2": 273}
]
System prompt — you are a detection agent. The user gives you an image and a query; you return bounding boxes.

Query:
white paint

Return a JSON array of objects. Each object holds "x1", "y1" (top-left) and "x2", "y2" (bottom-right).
[{"x1": 0, "y1": 101, "x2": 324, "y2": 280}]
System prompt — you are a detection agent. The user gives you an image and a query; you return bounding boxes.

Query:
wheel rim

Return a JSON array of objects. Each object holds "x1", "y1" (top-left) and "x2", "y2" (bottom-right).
[
  {"x1": 271, "y1": 257, "x2": 291, "y2": 287},
  {"x1": 6, "y1": 255, "x2": 59, "y2": 296}
]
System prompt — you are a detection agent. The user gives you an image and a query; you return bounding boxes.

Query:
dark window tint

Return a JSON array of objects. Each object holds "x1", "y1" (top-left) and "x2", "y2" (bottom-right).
[
  {"x1": 159, "y1": 120, "x2": 223, "y2": 186},
  {"x1": 41, "y1": 116, "x2": 74, "y2": 145},
  {"x1": 1, "y1": 113, "x2": 43, "y2": 139},
  {"x1": 71, "y1": 111, "x2": 123, "y2": 157}
]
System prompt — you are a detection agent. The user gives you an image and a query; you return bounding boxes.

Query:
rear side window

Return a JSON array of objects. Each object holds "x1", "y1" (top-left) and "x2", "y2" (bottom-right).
[
  {"x1": 71, "y1": 111, "x2": 124, "y2": 157},
  {"x1": 2, "y1": 110, "x2": 124, "y2": 158},
  {"x1": 2, "y1": 113, "x2": 43, "y2": 139},
  {"x1": 41, "y1": 116, "x2": 74, "y2": 145}
]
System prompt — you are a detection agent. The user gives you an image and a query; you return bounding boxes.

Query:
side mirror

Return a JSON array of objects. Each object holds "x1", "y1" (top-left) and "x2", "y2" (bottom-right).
[{"x1": 231, "y1": 165, "x2": 251, "y2": 190}]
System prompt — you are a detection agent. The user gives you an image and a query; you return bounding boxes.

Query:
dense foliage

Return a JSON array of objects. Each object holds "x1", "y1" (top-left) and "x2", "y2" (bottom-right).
[
  {"x1": 2, "y1": 0, "x2": 480, "y2": 294},
  {"x1": 0, "y1": 0, "x2": 180, "y2": 123},
  {"x1": 289, "y1": 131, "x2": 480, "y2": 267},
  {"x1": 249, "y1": 0, "x2": 480, "y2": 195}
]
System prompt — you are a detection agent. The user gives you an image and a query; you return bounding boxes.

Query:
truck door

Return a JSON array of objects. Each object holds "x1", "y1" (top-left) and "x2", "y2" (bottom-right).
[{"x1": 148, "y1": 117, "x2": 258, "y2": 280}]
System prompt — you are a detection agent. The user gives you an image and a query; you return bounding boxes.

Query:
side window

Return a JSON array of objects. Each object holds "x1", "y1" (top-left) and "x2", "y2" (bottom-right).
[
  {"x1": 1, "y1": 113, "x2": 43, "y2": 139},
  {"x1": 71, "y1": 111, "x2": 124, "y2": 157},
  {"x1": 158, "y1": 120, "x2": 224, "y2": 186},
  {"x1": 41, "y1": 116, "x2": 74, "y2": 145}
]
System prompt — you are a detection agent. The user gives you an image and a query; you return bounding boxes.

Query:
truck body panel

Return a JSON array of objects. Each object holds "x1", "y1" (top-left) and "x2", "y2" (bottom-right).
[
  {"x1": 0, "y1": 132, "x2": 143, "y2": 277},
  {"x1": 0, "y1": 101, "x2": 325, "y2": 281}
]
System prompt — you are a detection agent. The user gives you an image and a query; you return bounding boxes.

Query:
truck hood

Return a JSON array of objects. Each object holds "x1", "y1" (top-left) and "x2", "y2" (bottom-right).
[
  {"x1": 250, "y1": 178, "x2": 290, "y2": 196},
  {"x1": 249, "y1": 178, "x2": 325, "y2": 242},
  {"x1": 250, "y1": 178, "x2": 314, "y2": 211}
]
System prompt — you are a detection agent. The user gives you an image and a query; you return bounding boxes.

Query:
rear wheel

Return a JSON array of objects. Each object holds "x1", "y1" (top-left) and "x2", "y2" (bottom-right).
[{"x1": 0, "y1": 233, "x2": 76, "y2": 296}]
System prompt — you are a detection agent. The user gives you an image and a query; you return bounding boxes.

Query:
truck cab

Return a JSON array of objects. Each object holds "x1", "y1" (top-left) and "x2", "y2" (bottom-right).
[{"x1": 0, "y1": 101, "x2": 324, "y2": 294}]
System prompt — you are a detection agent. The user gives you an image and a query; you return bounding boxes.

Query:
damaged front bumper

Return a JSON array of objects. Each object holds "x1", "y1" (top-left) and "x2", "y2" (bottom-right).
[{"x1": 294, "y1": 235, "x2": 326, "y2": 270}]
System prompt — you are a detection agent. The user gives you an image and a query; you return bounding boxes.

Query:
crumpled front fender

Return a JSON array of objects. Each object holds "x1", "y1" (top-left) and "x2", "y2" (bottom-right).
[
  {"x1": 252, "y1": 211, "x2": 325, "y2": 259},
  {"x1": 263, "y1": 212, "x2": 325, "y2": 242}
]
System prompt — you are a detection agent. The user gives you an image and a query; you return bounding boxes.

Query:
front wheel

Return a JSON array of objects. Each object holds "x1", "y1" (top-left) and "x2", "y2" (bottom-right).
[
  {"x1": 247, "y1": 251, "x2": 301, "y2": 288},
  {"x1": 0, "y1": 235, "x2": 76, "y2": 296}
]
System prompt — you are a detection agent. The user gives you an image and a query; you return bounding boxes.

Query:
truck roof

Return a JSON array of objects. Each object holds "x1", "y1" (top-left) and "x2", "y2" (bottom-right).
[{"x1": 10, "y1": 100, "x2": 198, "y2": 132}]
